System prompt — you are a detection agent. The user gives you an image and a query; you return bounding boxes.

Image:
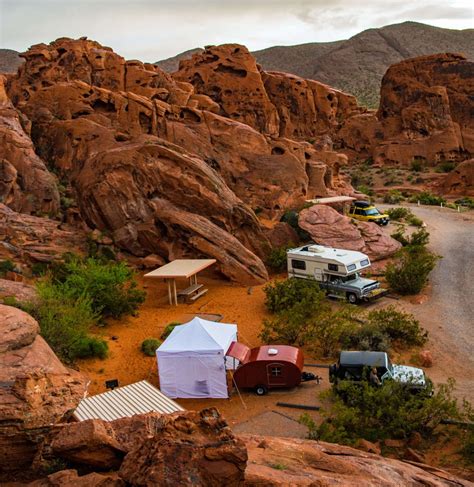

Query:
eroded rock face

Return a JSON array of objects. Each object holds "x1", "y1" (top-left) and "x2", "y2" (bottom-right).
[
  {"x1": 0, "y1": 76, "x2": 59, "y2": 214},
  {"x1": 440, "y1": 158, "x2": 474, "y2": 196},
  {"x1": 339, "y1": 53, "x2": 474, "y2": 169},
  {"x1": 298, "y1": 204, "x2": 401, "y2": 260},
  {"x1": 0, "y1": 305, "x2": 88, "y2": 474},
  {"x1": 52, "y1": 409, "x2": 247, "y2": 487},
  {"x1": 243, "y1": 434, "x2": 471, "y2": 486},
  {"x1": 0, "y1": 203, "x2": 88, "y2": 264}
]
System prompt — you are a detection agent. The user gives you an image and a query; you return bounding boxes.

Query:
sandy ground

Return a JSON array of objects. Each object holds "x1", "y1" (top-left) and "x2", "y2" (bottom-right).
[{"x1": 78, "y1": 204, "x2": 473, "y2": 439}]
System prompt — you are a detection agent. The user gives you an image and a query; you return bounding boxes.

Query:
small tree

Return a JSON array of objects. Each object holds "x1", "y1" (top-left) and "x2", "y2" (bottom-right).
[
  {"x1": 264, "y1": 278, "x2": 323, "y2": 313},
  {"x1": 141, "y1": 338, "x2": 161, "y2": 357}
]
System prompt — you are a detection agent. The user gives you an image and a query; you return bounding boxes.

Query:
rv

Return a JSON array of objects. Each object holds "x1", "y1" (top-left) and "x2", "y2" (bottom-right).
[{"x1": 287, "y1": 244, "x2": 386, "y2": 303}]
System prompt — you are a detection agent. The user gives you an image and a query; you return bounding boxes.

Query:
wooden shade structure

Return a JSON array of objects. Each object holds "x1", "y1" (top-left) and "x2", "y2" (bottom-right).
[{"x1": 144, "y1": 259, "x2": 216, "y2": 305}]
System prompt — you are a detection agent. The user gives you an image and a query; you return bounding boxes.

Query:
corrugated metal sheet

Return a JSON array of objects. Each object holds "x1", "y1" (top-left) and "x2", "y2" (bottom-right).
[{"x1": 73, "y1": 380, "x2": 184, "y2": 422}]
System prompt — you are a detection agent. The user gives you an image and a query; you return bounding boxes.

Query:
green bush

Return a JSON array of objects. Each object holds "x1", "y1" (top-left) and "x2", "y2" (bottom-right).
[
  {"x1": 141, "y1": 338, "x2": 161, "y2": 356},
  {"x1": 387, "y1": 207, "x2": 411, "y2": 221},
  {"x1": 161, "y1": 322, "x2": 182, "y2": 340},
  {"x1": 455, "y1": 197, "x2": 474, "y2": 209},
  {"x1": 71, "y1": 336, "x2": 108, "y2": 359},
  {"x1": 267, "y1": 245, "x2": 293, "y2": 273},
  {"x1": 410, "y1": 159, "x2": 426, "y2": 172},
  {"x1": 411, "y1": 191, "x2": 446, "y2": 206},
  {"x1": 406, "y1": 214, "x2": 423, "y2": 227},
  {"x1": 51, "y1": 256, "x2": 146, "y2": 319},
  {"x1": 302, "y1": 378, "x2": 468, "y2": 444},
  {"x1": 264, "y1": 278, "x2": 322, "y2": 314},
  {"x1": 461, "y1": 429, "x2": 474, "y2": 464},
  {"x1": 367, "y1": 306, "x2": 428, "y2": 346},
  {"x1": 383, "y1": 190, "x2": 404, "y2": 204},
  {"x1": 385, "y1": 247, "x2": 438, "y2": 295},
  {"x1": 21, "y1": 281, "x2": 106, "y2": 363},
  {"x1": 436, "y1": 161, "x2": 456, "y2": 173},
  {"x1": 0, "y1": 259, "x2": 15, "y2": 276},
  {"x1": 391, "y1": 227, "x2": 430, "y2": 248}
]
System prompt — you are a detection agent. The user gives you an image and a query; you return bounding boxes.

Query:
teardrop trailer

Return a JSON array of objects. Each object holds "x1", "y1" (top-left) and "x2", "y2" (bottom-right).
[
  {"x1": 227, "y1": 343, "x2": 316, "y2": 395},
  {"x1": 287, "y1": 244, "x2": 388, "y2": 303}
]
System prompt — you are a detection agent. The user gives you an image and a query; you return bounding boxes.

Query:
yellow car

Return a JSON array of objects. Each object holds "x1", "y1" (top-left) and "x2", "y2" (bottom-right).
[{"x1": 348, "y1": 201, "x2": 389, "y2": 226}]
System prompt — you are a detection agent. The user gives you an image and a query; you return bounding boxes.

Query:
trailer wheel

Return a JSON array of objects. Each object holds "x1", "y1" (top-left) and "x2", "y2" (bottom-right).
[
  {"x1": 255, "y1": 385, "x2": 268, "y2": 396},
  {"x1": 347, "y1": 293, "x2": 358, "y2": 304}
]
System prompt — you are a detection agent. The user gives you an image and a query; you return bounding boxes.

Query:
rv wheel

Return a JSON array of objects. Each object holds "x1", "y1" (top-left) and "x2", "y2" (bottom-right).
[
  {"x1": 347, "y1": 293, "x2": 358, "y2": 304},
  {"x1": 255, "y1": 385, "x2": 268, "y2": 396}
]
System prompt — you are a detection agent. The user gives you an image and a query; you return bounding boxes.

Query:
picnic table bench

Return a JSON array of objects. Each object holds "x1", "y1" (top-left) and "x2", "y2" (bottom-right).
[{"x1": 177, "y1": 283, "x2": 208, "y2": 303}]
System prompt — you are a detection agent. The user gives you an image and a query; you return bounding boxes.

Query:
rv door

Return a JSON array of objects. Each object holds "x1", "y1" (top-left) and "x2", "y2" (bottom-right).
[{"x1": 314, "y1": 268, "x2": 323, "y2": 281}]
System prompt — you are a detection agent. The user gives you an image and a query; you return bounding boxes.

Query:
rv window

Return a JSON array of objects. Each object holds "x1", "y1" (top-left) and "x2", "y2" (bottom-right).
[
  {"x1": 347, "y1": 264, "x2": 356, "y2": 271},
  {"x1": 360, "y1": 259, "x2": 369, "y2": 267},
  {"x1": 328, "y1": 263, "x2": 338, "y2": 272},
  {"x1": 292, "y1": 259, "x2": 306, "y2": 270},
  {"x1": 271, "y1": 367, "x2": 282, "y2": 377}
]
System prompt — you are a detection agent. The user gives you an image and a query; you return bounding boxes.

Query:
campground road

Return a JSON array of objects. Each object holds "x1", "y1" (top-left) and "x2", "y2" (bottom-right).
[{"x1": 381, "y1": 205, "x2": 474, "y2": 400}]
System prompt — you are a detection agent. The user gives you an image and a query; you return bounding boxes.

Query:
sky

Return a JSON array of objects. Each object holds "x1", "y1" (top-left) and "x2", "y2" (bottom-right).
[{"x1": 0, "y1": 0, "x2": 472, "y2": 62}]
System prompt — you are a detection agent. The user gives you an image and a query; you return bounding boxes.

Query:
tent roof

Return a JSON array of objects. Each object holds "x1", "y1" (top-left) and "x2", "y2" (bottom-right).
[
  {"x1": 144, "y1": 259, "x2": 216, "y2": 279},
  {"x1": 157, "y1": 317, "x2": 237, "y2": 354}
]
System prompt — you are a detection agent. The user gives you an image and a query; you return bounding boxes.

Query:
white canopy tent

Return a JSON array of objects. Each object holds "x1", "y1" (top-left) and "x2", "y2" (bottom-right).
[{"x1": 157, "y1": 317, "x2": 237, "y2": 399}]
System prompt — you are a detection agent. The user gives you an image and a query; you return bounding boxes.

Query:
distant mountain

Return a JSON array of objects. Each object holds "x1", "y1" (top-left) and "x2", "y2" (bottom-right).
[
  {"x1": 0, "y1": 49, "x2": 23, "y2": 73},
  {"x1": 156, "y1": 22, "x2": 474, "y2": 108},
  {"x1": 156, "y1": 47, "x2": 204, "y2": 73}
]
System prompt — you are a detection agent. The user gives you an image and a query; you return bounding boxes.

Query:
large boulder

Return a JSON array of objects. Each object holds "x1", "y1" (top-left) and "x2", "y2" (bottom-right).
[
  {"x1": 0, "y1": 278, "x2": 37, "y2": 303},
  {"x1": 0, "y1": 305, "x2": 88, "y2": 474},
  {"x1": 298, "y1": 204, "x2": 401, "y2": 260},
  {"x1": 52, "y1": 408, "x2": 247, "y2": 486},
  {"x1": 27, "y1": 470, "x2": 125, "y2": 487},
  {"x1": 440, "y1": 159, "x2": 474, "y2": 196}
]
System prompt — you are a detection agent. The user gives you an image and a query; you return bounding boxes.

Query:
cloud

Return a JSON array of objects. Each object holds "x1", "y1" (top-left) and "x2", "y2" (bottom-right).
[{"x1": 0, "y1": 0, "x2": 472, "y2": 61}]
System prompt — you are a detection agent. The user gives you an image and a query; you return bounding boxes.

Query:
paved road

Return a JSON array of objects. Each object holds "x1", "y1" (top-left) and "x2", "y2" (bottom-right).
[{"x1": 381, "y1": 205, "x2": 474, "y2": 400}]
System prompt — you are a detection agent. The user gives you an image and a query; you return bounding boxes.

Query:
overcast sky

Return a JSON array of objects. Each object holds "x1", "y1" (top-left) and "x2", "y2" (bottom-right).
[{"x1": 0, "y1": 0, "x2": 472, "y2": 62}]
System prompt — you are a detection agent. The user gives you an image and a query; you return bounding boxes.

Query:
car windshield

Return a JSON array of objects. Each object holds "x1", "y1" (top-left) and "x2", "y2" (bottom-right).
[
  {"x1": 365, "y1": 208, "x2": 380, "y2": 216},
  {"x1": 342, "y1": 273, "x2": 358, "y2": 282}
]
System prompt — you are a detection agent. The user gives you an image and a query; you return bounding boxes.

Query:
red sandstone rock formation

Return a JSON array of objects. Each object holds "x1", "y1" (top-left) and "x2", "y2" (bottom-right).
[
  {"x1": 298, "y1": 204, "x2": 401, "y2": 260},
  {"x1": 0, "y1": 305, "x2": 88, "y2": 474},
  {"x1": 440, "y1": 158, "x2": 474, "y2": 196},
  {"x1": 243, "y1": 434, "x2": 471, "y2": 486},
  {"x1": 339, "y1": 53, "x2": 473, "y2": 170},
  {"x1": 0, "y1": 76, "x2": 58, "y2": 214}
]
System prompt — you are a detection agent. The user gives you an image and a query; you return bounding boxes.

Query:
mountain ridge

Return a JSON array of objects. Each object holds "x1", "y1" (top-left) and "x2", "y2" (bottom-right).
[{"x1": 155, "y1": 21, "x2": 474, "y2": 107}]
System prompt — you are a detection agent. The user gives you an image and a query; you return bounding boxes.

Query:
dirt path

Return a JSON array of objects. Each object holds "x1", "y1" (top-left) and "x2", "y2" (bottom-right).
[{"x1": 381, "y1": 204, "x2": 474, "y2": 401}]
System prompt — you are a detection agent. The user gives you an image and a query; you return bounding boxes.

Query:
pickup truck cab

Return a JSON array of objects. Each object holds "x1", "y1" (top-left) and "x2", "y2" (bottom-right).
[
  {"x1": 348, "y1": 201, "x2": 389, "y2": 226},
  {"x1": 329, "y1": 351, "x2": 428, "y2": 391}
]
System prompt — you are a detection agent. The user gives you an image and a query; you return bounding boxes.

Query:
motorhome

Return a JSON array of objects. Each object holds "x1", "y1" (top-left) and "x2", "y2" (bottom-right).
[{"x1": 287, "y1": 244, "x2": 386, "y2": 303}]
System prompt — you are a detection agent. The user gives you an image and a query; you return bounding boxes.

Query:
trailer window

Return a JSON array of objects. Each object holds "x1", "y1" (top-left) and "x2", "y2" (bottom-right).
[
  {"x1": 271, "y1": 367, "x2": 282, "y2": 377},
  {"x1": 347, "y1": 264, "x2": 356, "y2": 271},
  {"x1": 328, "y1": 263, "x2": 338, "y2": 272},
  {"x1": 292, "y1": 259, "x2": 306, "y2": 270},
  {"x1": 360, "y1": 259, "x2": 369, "y2": 267}
]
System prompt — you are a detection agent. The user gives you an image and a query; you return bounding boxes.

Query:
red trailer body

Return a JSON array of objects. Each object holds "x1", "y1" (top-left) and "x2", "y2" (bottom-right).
[{"x1": 227, "y1": 343, "x2": 304, "y2": 394}]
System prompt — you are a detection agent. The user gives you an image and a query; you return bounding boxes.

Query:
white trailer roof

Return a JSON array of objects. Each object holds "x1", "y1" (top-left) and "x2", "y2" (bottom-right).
[
  {"x1": 73, "y1": 380, "x2": 184, "y2": 422},
  {"x1": 288, "y1": 245, "x2": 369, "y2": 266}
]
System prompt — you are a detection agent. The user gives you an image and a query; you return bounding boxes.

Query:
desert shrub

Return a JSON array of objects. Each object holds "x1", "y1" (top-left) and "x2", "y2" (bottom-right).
[
  {"x1": 51, "y1": 256, "x2": 145, "y2": 319},
  {"x1": 345, "y1": 323, "x2": 391, "y2": 352},
  {"x1": 385, "y1": 247, "x2": 438, "y2": 295},
  {"x1": 280, "y1": 210, "x2": 311, "y2": 241},
  {"x1": 161, "y1": 322, "x2": 182, "y2": 340},
  {"x1": 71, "y1": 336, "x2": 108, "y2": 359},
  {"x1": 264, "y1": 278, "x2": 323, "y2": 314},
  {"x1": 0, "y1": 259, "x2": 15, "y2": 276},
  {"x1": 357, "y1": 185, "x2": 374, "y2": 197},
  {"x1": 383, "y1": 190, "x2": 404, "y2": 204},
  {"x1": 391, "y1": 227, "x2": 430, "y2": 248},
  {"x1": 406, "y1": 214, "x2": 423, "y2": 227},
  {"x1": 302, "y1": 378, "x2": 468, "y2": 444},
  {"x1": 410, "y1": 159, "x2": 426, "y2": 172},
  {"x1": 461, "y1": 429, "x2": 474, "y2": 464},
  {"x1": 31, "y1": 262, "x2": 49, "y2": 276},
  {"x1": 387, "y1": 207, "x2": 411, "y2": 221},
  {"x1": 411, "y1": 191, "x2": 446, "y2": 206},
  {"x1": 267, "y1": 245, "x2": 293, "y2": 273},
  {"x1": 141, "y1": 338, "x2": 161, "y2": 357},
  {"x1": 455, "y1": 197, "x2": 474, "y2": 209},
  {"x1": 436, "y1": 161, "x2": 456, "y2": 173},
  {"x1": 22, "y1": 281, "x2": 106, "y2": 363},
  {"x1": 367, "y1": 306, "x2": 428, "y2": 346}
]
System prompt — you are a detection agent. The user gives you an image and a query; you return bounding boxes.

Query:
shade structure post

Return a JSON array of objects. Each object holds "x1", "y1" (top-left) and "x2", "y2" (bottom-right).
[
  {"x1": 166, "y1": 279, "x2": 172, "y2": 305},
  {"x1": 173, "y1": 279, "x2": 177, "y2": 306}
]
